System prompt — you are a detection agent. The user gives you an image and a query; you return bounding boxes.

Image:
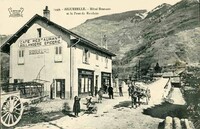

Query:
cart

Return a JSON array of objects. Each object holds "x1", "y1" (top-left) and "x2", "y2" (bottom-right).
[
  {"x1": 1, "y1": 91, "x2": 24, "y2": 127},
  {"x1": 1, "y1": 81, "x2": 45, "y2": 127},
  {"x1": 84, "y1": 98, "x2": 97, "y2": 114}
]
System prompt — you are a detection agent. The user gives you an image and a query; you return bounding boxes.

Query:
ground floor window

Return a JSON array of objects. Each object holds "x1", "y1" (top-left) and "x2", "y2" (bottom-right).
[
  {"x1": 78, "y1": 69, "x2": 94, "y2": 96},
  {"x1": 13, "y1": 79, "x2": 24, "y2": 91}
]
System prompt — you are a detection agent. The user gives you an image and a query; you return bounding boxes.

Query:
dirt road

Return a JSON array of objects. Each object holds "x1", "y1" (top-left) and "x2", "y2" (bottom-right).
[{"x1": 15, "y1": 78, "x2": 171, "y2": 129}]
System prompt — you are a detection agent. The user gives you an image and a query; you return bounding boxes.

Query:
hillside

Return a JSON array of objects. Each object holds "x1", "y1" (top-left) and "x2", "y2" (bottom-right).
[
  {"x1": 87, "y1": 9, "x2": 147, "y2": 22},
  {"x1": 0, "y1": 35, "x2": 11, "y2": 82},
  {"x1": 71, "y1": 0, "x2": 200, "y2": 77},
  {"x1": 0, "y1": 0, "x2": 200, "y2": 80},
  {"x1": 71, "y1": 10, "x2": 148, "y2": 59}
]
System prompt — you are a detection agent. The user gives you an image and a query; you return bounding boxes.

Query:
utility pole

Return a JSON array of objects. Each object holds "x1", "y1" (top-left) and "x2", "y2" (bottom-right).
[
  {"x1": 103, "y1": 34, "x2": 107, "y2": 49},
  {"x1": 138, "y1": 60, "x2": 141, "y2": 80},
  {"x1": 135, "y1": 65, "x2": 138, "y2": 81},
  {"x1": 101, "y1": 29, "x2": 107, "y2": 48},
  {"x1": 199, "y1": 0, "x2": 200, "y2": 25},
  {"x1": 100, "y1": 32, "x2": 102, "y2": 47}
]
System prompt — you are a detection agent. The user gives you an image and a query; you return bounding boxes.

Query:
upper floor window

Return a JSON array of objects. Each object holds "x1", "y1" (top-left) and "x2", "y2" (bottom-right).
[
  {"x1": 18, "y1": 50, "x2": 24, "y2": 65},
  {"x1": 105, "y1": 57, "x2": 108, "y2": 68},
  {"x1": 83, "y1": 48, "x2": 90, "y2": 64},
  {"x1": 55, "y1": 46, "x2": 62, "y2": 55},
  {"x1": 19, "y1": 50, "x2": 24, "y2": 58},
  {"x1": 96, "y1": 53, "x2": 99, "y2": 60},
  {"x1": 54, "y1": 46, "x2": 62, "y2": 62},
  {"x1": 37, "y1": 28, "x2": 42, "y2": 38}
]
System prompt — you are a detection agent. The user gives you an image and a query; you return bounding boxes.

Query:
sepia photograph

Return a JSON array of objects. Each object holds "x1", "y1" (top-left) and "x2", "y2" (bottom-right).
[{"x1": 0, "y1": 0, "x2": 200, "y2": 129}]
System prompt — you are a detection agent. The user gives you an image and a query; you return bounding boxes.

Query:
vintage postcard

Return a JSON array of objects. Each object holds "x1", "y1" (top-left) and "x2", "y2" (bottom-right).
[{"x1": 0, "y1": 0, "x2": 200, "y2": 129}]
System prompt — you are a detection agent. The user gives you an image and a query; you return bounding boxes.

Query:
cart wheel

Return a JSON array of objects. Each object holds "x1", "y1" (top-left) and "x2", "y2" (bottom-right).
[{"x1": 1, "y1": 96, "x2": 24, "y2": 127}]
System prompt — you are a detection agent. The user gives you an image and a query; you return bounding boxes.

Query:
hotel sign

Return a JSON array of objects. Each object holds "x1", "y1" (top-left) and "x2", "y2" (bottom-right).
[
  {"x1": 19, "y1": 36, "x2": 62, "y2": 47},
  {"x1": 79, "y1": 70, "x2": 94, "y2": 75}
]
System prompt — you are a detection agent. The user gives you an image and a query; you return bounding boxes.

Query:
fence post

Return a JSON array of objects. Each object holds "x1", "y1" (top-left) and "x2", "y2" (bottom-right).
[
  {"x1": 174, "y1": 117, "x2": 181, "y2": 129},
  {"x1": 164, "y1": 116, "x2": 173, "y2": 129}
]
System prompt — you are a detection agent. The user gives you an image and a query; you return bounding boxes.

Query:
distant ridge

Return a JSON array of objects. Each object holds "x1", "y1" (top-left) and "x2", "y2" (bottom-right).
[
  {"x1": 71, "y1": 0, "x2": 200, "y2": 77},
  {"x1": 86, "y1": 9, "x2": 147, "y2": 22}
]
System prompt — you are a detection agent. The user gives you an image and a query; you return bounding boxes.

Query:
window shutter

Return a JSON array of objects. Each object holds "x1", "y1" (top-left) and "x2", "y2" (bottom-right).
[
  {"x1": 59, "y1": 46, "x2": 62, "y2": 54},
  {"x1": 55, "y1": 47, "x2": 58, "y2": 54},
  {"x1": 82, "y1": 49, "x2": 85, "y2": 62},
  {"x1": 37, "y1": 28, "x2": 42, "y2": 38},
  {"x1": 22, "y1": 50, "x2": 24, "y2": 57},
  {"x1": 19, "y1": 51, "x2": 21, "y2": 57},
  {"x1": 18, "y1": 50, "x2": 25, "y2": 65}
]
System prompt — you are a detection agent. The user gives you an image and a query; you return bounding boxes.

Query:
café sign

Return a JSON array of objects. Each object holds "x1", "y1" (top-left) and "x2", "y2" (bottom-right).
[{"x1": 19, "y1": 36, "x2": 62, "y2": 47}]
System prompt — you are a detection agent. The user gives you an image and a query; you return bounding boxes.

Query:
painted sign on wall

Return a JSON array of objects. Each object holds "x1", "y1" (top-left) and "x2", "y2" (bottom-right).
[
  {"x1": 29, "y1": 48, "x2": 49, "y2": 55},
  {"x1": 19, "y1": 36, "x2": 62, "y2": 47}
]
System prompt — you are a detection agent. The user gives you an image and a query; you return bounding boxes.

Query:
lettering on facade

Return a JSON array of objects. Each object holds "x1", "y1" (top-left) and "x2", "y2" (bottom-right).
[
  {"x1": 102, "y1": 73, "x2": 111, "y2": 77},
  {"x1": 29, "y1": 49, "x2": 49, "y2": 55},
  {"x1": 19, "y1": 36, "x2": 62, "y2": 47},
  {"x1": 79, "y1": 70, "x2": 93, "y2": 75}
]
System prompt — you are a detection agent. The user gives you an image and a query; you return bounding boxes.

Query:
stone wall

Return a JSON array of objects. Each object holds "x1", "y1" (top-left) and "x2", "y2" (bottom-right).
[{"x1": 164, "y1": 116, "x2": 194, "y2": 129}]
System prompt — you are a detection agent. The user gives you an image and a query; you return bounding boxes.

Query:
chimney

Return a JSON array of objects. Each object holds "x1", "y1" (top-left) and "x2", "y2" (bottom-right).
[{"x1": 43, "y1": 6, "x2": 50, "y2": 20}]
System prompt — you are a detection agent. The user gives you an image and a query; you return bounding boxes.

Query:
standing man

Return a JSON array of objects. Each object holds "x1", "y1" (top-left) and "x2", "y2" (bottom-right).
[
  {"x1": 119, "y1": 84, "x2": 123, "y2": 96},
  {"x1": 108, "y1": 85, "x2": 114, "y2": 99},
  {"x1": 104, "y1": 84, "x2": 108, "y2": 94},
  {"x1": 131, "y1": 91, "x2": 138, "y2": 109},
  {"x1": 136, "y1": 89, "x2": 143, "y2": 106},
  {"x1": 94, "y1": 86, "x2": 98, "y2": 97}
]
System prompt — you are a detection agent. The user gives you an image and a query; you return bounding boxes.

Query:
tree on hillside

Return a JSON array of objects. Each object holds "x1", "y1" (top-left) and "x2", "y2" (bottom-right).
[
  {"x1": 154, "y1": 62, "x2": 162, "y2": 73},
  {"x1": 0, "y1": 54, "x2": 9, "y2": 83}
]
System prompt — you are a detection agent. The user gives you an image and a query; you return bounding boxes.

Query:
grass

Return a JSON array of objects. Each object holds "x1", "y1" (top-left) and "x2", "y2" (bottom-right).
[
  {"x1": 0, "y1": 101, "x2": 73, "y2": 129},
  {"x1": 143, "y1": 102, "x2": 188, "y2": 119}
]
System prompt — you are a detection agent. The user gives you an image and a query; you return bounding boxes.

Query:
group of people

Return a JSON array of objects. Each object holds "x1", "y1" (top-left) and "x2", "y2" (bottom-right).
[
  {"x1": 128, "y1": 85, "x2": 151, "y2": 109},
  {"x1": 73, "y1": 83, "x2": 151, "y2": 117},
  {"x1": 97, "y1": 85, "x2": 114, "y2": 101},
  {"x1": 73, "y1": 84, "x2": 115, "y2": 117}
]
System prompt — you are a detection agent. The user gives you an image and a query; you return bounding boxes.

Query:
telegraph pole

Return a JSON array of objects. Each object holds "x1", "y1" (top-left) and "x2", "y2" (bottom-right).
[
  {"x1": 139, "y1": 60, "x2": 141, "y2": 80},
  {"x1": 103, "y1": 34, "x2": 107, "y2": 49},
  {"x1": 199, "y1": 0, "x2": 200, "y2": 25}
]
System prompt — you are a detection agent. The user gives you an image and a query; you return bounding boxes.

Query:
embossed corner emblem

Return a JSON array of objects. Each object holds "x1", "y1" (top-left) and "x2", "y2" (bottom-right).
[{"x1": 8, "y1": 7, "x2": 24, "y2": 17}]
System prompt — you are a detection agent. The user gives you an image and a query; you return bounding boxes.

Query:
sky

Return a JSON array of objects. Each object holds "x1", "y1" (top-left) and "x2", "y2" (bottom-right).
[{"x1": 0, "y1": 0, "x2": 181, "y2": 35}]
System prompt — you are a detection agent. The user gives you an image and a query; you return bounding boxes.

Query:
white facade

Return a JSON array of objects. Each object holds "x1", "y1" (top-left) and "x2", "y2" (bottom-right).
[{"x1": 7, "y1": 16, "x2": 114, "y2": 99}]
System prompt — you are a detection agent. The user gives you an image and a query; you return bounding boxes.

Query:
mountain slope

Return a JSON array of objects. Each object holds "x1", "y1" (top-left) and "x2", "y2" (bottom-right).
[
  {"x1": 0, "y1": 35, "x2": 11, "y2": 82},
  {"x1": 71, "y1": 0, "x2": 200, "y2": 77},
  {"x1": 0, "y1": 0, "x2": 199, "y2": 80}
]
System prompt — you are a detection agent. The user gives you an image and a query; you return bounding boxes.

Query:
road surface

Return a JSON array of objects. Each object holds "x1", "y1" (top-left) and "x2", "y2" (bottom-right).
[{"x1": 15, "y1": 78, "x2": 178, "y2": 129}]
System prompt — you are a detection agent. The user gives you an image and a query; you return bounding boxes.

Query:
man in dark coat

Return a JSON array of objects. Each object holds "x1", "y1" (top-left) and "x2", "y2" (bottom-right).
[
  {"x1": 119, "y1": 84, "x2": 123, "y2": 96},
  {"x1": 136, "y1": 89, "x2": 143, "y2": 106},
  {"x1": 73, "y1": 96, "x2": 81, "y2": 117},
  {"x1": 131, "y1": 91, "x2": 138, "y2": 109},
  {"x1": 94, "y1": 86, "x2": 98, "y2": 97},
  {"x1": 103, "y1": 84, "x2": 107, "y2": 93},
  {"x1": 108, "y1": 85, "x2": 114, "y2": 99}
]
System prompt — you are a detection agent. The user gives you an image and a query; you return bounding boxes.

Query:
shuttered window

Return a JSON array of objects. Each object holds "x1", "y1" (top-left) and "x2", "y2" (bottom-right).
[
  {"x1": 18, "y1": 50, "x2": 25, "y2": 65},
  {"x1": 83, "y1": 48, "x2": 89, "y2": 64},
  {"x1": 54, "y1": 46, "x2": 62, "y2": 62}
]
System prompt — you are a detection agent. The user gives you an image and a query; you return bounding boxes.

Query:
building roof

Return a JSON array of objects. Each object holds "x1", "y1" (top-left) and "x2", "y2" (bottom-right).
[{"x1": 0, "y1": 14, "x2": 116, "y2": 56}]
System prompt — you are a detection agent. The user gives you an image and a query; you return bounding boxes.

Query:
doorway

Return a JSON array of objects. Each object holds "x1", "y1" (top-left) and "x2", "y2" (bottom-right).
[{"x1": 51, "y1": 79, "x2": 65, "y2": 99}]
